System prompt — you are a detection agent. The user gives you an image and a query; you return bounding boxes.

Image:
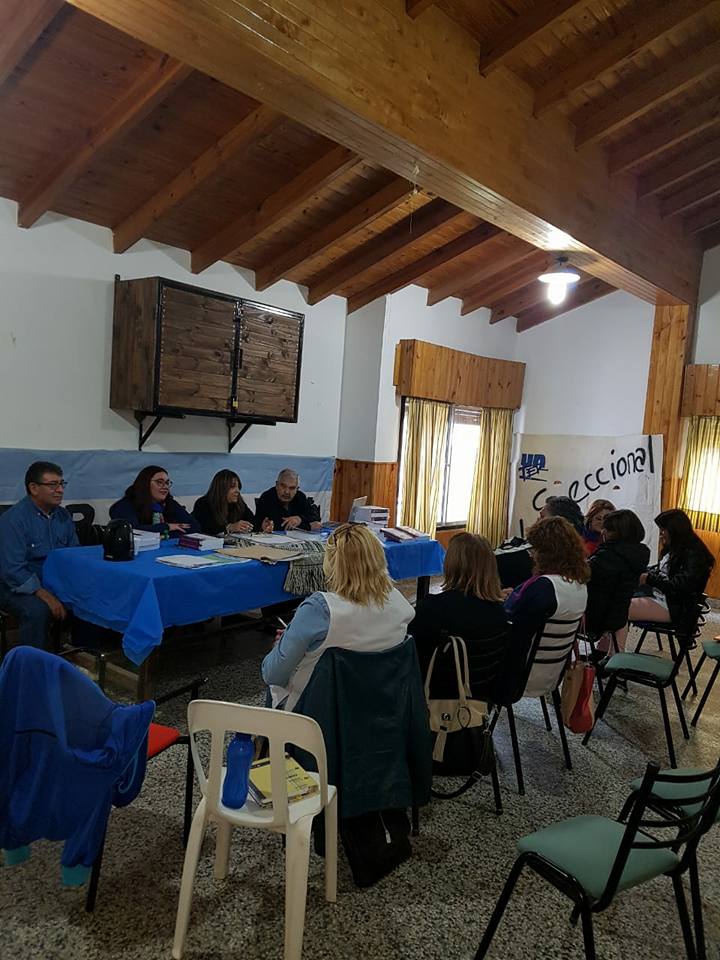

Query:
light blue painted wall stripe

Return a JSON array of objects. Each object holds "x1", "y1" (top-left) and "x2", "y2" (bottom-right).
[{"x1": 0, "y1": 449, "x2": 334, "y2": 502}]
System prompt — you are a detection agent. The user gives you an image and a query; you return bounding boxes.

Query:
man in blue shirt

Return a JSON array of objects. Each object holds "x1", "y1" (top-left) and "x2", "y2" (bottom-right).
[{"x1": 0, "y1": 461, "x2": 78, "y2": 649}]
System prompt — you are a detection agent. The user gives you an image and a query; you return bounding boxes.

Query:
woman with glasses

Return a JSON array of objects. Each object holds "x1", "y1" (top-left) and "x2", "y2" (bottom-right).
[
  {"x1": 192, "y1": 469, "x2": 272, "y2": 536},
  {"x1": 109, "y1": 466, "x2": 199, "y2": 537},
  {"x1": 261, "y1": 523, "x2": 414, "y2": 711}
]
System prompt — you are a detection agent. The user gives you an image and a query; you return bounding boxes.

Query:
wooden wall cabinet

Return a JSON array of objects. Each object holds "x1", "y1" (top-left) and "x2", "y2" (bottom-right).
[{"x1": 110, "y1": 277, "x2": 304, "y2": 442}]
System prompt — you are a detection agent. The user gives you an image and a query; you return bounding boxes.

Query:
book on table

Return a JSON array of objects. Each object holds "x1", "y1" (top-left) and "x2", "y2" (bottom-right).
[{"x1": 248, "y1": 755, "x2": 319, "y2": 807}]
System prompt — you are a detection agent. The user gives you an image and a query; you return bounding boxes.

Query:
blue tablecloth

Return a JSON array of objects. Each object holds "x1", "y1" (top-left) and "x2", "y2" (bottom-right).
[{"x1": 43, "y1": 537, "x2": 444, "y2": 666}]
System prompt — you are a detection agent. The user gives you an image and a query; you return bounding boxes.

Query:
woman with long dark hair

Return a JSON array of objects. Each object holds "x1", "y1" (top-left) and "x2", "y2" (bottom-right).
[
  {"x1": 109, "y1": 465, "x2": 199, "y2": 537},
  {"x1": 631, "y1": 508, "x2": 714, "y2": 631},
  {"x1": 193, "y1": 469, "x2": 271, "y2": 536}
]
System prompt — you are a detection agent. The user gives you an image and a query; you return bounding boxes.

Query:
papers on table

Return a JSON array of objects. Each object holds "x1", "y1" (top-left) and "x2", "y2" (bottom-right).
[
  {"x1": 242, "y1": 533, "x2": 299, "y2": 546},
  {"x1": 285, "y1": 530, "x2": 327, "y2": 542},
  {"x1": 156, "y1": 554, "x2": 250, "y2": 569},
  {"x1": 217, "y1": 545, "x2": 304, "y2": 563}
]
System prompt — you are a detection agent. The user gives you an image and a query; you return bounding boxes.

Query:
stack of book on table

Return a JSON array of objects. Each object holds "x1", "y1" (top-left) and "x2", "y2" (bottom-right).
[
  {"x1": 133, "y1": 530, "x2": 161, "y2": 552},
  {"x1": 248, "y1": 755, "x2": 319, "y2": 807},
  {"x1": 178, "y1": 533, "x2": 225, "y2": 552}
]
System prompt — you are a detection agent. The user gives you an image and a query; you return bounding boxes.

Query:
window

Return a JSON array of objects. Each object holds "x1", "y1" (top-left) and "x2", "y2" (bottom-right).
[
  {"x1": 438, "y1": 407, "x2": 481, "y2": 525},
  {"x1": 679, "y1": 416, "x2": 720, "y2": 532}
]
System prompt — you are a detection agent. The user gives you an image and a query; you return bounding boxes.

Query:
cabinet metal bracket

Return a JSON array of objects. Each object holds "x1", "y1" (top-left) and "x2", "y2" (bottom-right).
[
  {"x1": 136, "y1": 413, "x2": 163, "y2": 451},
  {"x1": 227, "y1": 420, "x2": 252, "y2": 452}
]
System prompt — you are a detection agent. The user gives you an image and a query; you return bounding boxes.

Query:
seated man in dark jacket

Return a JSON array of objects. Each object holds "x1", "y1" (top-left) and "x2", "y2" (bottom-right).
[
  {"x1": 585, "y1": 509, "x2": 650, "y2": 653},
  {"x1": 0, "y1": 461, "x2": 78, "y2": 649},
  {"x1": 254, "y1": 469, "x2": 322, "y2": 532}
]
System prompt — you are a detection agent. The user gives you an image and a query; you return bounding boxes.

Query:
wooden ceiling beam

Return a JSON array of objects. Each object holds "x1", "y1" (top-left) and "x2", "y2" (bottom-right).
[
  {"x1": 535, "y1": 0, "x2": 716, "y2": 116},
  {"x1": 685, "y1": 200, "x2": 720, "y2": 234},
  {"x1": 406, "y1": 0, "x2": 436, "y2": 17},
  {"x1": 461, "y1": 252, "x2": 553, "y2": 317},
  {"x1": 307, "y1": 199, "x2": 463, "y2": 305},
  {"x1": 478, "y1": 0, "x2": 592, "y2": 76},
  {"x1": 516, "y1": 278, "x2": 615, "y2": 332},
  {"x1": 191, "y1": 145, "x2": 358, "y2": 274},
  {"x1": 638, "y1": 136, "x2": 720, "y2": 199},
  {"x1": 610, "y1": 95, "x2": 720, "y2": 175},
  {"x1": 113, "y1": 104, "x2": 281, "y2": 254},
  {"x1": 0, "y1": 0, "x2": 63, "y2": 87},
  {"x1": 18, "y1": 54, "x2": 191, "y2": 228},
  {"x1": 254, "y1": 177, "x2": 414, "y2": 292},
  {"x1": 347, "y1": 223, "x2": 502, "y2": 313},
  {"x1": 67, "y1": 0, "x2": 702, "y2": 305},
  {"x1": 489, "y1": 279, "x2": 557, "y2": 324},
  {"x1": 699, "y1": 223, "x2": 720, "y2": 250},
  {"x1": 425, "y1": 240, "x2": 533, "y2": 306},
  {"x1": 576, "y1": 39, "x2": 720, "y2": 147},
  {"x1": 661, "y1": 170, "x2": 720, "y2": 219}
]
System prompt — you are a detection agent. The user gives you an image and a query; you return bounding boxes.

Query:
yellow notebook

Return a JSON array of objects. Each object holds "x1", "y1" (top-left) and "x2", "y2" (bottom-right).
[{"x1": 248, "y1": 755, "x2": 319, "y2": 807}]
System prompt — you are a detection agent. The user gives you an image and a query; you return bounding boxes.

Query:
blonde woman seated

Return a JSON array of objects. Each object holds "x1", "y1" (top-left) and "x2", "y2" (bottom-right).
[
  {"x1": 261, "y1": 523, "x2": 414, "y2": 711},
  {"x1": 409, "y1": 533, "x2": 508, "y2": 677}
]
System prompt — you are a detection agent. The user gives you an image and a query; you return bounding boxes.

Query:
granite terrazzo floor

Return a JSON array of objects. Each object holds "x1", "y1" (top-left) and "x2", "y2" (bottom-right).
[{"x1": 1, "y1": 600, "x2": 719, "y2": 960}]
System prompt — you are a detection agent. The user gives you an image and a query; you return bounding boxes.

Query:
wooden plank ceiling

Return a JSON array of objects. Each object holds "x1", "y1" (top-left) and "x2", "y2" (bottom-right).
[
  {"x1": 409, "y1": 0, "x2": 720, "y2": 249},
  {"x1": 3, "y1": 3, "x2": 716, "y2": 331}
]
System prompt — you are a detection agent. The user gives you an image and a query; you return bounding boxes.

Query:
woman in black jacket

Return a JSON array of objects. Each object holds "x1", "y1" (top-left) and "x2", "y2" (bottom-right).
[
  {"x1": 109, "y1": 465, "x2": 199, "y2": 537},
  {"x1": 631, "y1": 509, "x2": 714, "y2": 633},
  {"x1": 193, "y1": 469, "x2": 271, "y2": 536},
  {"x1": 409, "y1": 533, "x2": 508, "y2": 695},
  {"x1": 585, "y1": 509, "x2": 649, "y2": 653}
]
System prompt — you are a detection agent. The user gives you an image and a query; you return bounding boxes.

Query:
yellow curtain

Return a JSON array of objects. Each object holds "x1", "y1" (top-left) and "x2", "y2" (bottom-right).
[
  {"x1": 679, "y1": 415, "x2": 720, "y2": 533},
  {"x1": 399, "y1": 398, "x2": 449, "y2": 538},
  {"x1": 467, "y1": 407, "x2": 514, "y2": 547}
]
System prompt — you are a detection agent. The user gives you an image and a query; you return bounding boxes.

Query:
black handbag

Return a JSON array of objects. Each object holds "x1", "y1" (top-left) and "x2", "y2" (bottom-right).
[{"x1": 339, "y1": 809, "x2": 411, "y2": 887}]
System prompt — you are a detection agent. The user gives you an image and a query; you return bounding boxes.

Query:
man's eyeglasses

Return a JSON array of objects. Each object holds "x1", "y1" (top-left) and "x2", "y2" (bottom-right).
[
  {"x1": 35, "y1": 480, "x2": 67, "y2": 490},
  {"x1": 151, "y1": 478, "x2": 172, "y2": 488}
]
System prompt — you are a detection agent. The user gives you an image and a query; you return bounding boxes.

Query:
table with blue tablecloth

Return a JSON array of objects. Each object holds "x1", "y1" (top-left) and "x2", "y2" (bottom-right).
[{"x1": 43, "y1": 536, "x2": 445, "y2": 688}]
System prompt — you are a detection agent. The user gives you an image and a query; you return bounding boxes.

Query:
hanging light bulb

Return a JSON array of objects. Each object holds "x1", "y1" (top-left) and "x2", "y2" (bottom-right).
[{"x1": 538, "y1": 255, "x2": 581, "y2": 306}]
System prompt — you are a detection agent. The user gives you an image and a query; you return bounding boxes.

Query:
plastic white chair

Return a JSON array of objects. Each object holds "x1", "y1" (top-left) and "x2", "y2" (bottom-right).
[{"x1": 172, "y1": 701, "x2": 338, "y2": 960}]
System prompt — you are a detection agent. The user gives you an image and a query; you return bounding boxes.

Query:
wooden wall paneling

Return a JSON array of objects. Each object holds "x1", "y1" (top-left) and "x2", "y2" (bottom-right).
[
  {"x1": 191, "y1": 145, "x2": 358, "y2": 273},
  {"x1": 18, "y1": 55, "x2": 192, "y2": 228},
  {"x1": 393, "y1": 339, "x2": 525, "y2": 410},
  {"x1": 681, "y1": 364, "x2": 720, "y2": 416},
  {"x1": 112, "y1": 104, "x2": 282, "y2": 253},
  {"x1": 435, "y1": 527, "x2": 465, "y2": 551},
  {"x1": 68, "y1": 0, "x2": 702, "y2": 306},
  {"x1": 643, "y1": 304, "x2": 694, "y2": 510},
  {"x1": 698, "y1": 530, "x2": 720, "y2": 598},
  {"x1": 330, "y1": 459, "x2": 398, "y2": 525},
  {"x1": 0, "y1": 0, "x2": 63, "y2": 87}
]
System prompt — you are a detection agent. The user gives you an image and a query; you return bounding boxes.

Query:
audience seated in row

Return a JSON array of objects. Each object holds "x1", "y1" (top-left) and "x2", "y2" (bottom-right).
[
  {"x1": 261, "y1": 523, "x2": 414, "y2": 711},
  {"x1": 0, "y1": 461, "x2": 78, "y2": 649}
]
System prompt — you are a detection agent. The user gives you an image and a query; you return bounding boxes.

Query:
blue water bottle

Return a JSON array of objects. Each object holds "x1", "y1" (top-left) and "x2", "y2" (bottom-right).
[{"x1": 222, "y1": 732, "x2": 254, "y2": 808}]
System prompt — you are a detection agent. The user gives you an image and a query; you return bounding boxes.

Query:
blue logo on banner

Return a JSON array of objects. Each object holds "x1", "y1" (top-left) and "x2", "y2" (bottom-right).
[{"x1": 519, "y1": 453, "x2": 547, "y2": 481}]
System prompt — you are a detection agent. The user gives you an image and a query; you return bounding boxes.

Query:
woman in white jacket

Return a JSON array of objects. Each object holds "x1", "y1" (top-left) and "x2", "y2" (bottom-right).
[{"x1": 262, "y1": 523, "x2": 414, "y2": 710}]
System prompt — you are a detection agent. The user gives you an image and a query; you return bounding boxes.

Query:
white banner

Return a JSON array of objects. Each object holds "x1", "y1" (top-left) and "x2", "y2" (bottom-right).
[{"x1": 510, "y1": 433, "x2": 663, "y2": 551}]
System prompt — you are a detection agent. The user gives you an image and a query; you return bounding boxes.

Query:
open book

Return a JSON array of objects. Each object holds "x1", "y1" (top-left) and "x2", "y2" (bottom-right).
[{"x1": 248, "y1": 755, "x2": 319, "y2": 807}]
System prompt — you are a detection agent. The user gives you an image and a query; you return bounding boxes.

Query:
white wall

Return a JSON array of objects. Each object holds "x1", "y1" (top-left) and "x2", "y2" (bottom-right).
[
  {"x1": 373, "y1": 284, "x2": 520, "y2": 460},
  {"x1": 514, "y1": 290, "x2": 654, "y2": 437},
  {"x1": 0, "y1": 198, "x2": 346, "y2": 457},
  {"x1": 336, "y1": 299, "x2": 386, "y2": 461},
  {"x1": 695, "y1": 246, "x2": 720, "y2": 364}
]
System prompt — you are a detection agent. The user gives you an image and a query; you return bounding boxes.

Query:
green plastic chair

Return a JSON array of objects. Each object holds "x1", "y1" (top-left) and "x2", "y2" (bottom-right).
[
  {"x1": 474, "y1": 762, "x2": 720, "y2": 960},
  {"x1": 617, "y1": 761, "x2": 720, "y2": 960},
  {"x1": 582, "y1": 638, "x2": 691, "y2": 768},
  {"x1": 681, "y1": 638, "x2": 720, "y2": 727}
]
